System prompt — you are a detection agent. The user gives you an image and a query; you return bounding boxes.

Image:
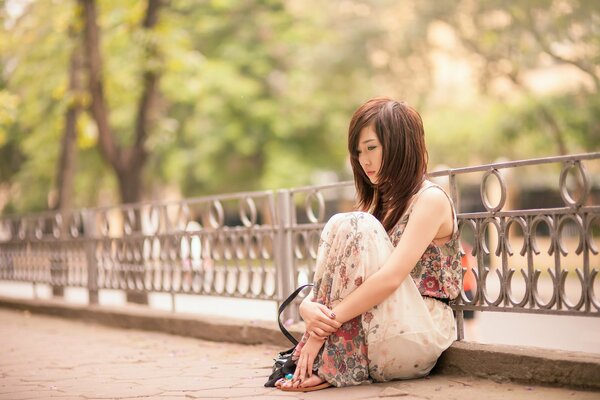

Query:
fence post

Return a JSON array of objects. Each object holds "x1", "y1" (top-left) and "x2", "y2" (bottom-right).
[
  {"x1": 83, "y1": 210, "x2": 98, "y2": 305},
  {"x1": 275, "y1": 189, "x2": 297, "y2": 322},
  {"x1": 49, "y1": 252, "x2": 65, "y2": 298},
  {"x1": 449, "y1": 172, "x2": 465, "y2": 341},
  {"x1": 48, "y1": 215, "x2": 65, "y2": 298}
]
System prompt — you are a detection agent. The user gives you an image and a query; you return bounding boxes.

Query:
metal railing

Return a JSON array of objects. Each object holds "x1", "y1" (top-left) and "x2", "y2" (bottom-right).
[{"x1": 0, "y1": 153, "x2": 599, "y2": 339}]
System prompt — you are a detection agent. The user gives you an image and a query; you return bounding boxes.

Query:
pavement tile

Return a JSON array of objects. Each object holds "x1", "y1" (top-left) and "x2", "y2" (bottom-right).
[
  {"x1": 150, "y1": 397, "x2": 197, "y2": 400},
  {"x1": 234, "y1": 397, "x2": 303, "y2": 400},
  {"x1": 1, "y1": 308, "x2": 599, "y2": 400},
  {"x1": 306, "y1": 383, "x2": 382, "y2": 400},
  {"x1": 0, "y1": 386, "x2": 46, "y2": 396},
  {"x1": 179, "y1": 387, "x2": 274, "y2": 398},
  {"x1": 75, "y1": 383, "x2": 163, "y2": 399},
  {"x1": 0, "y1": 391, "x2": 57, "y2": 400},
  {"x1": 158, "y1": 394, "x2": 222, "y2": 400},
  {"x1": 231, "y1": 376, "x2": 272, "y2": 388},
  {"x1": 19, "y1": 372, "x2": 92, "y2": 383},
  {"x1": 151, "y1": 377, "x2": 229, "y2": 391}
]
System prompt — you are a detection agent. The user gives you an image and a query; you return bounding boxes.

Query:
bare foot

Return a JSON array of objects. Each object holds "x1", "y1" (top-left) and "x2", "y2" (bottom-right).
[{"x1": 298, "y1": 374, "x2": 326, "y2": 388}]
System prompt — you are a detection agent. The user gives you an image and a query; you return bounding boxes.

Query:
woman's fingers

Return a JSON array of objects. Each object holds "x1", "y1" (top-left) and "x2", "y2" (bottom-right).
[
  {"x1": 297, "y1": 354, "x2": 307, "y2": 383},
  {"x1": 317, "y1": 303, "x2": 335, "y2": 318},
  {"x1": 292, "y1": 356, "x2": 301, "y2": 381},
  {"x1": 306, "y1": 353, "x2": 315, "y2": 379},
  {"x1": 312, "y1": 326, "x2": 335, "y2": 339},
  {"x1": 317, "y1": 309, "x2": 342, "y2": 329},
  {"x1": 311, "y1": 328, "x2": 329, "y2": 338},
  {"x1": 293, "y1": 353, "x2": 307, "y2": 385},
  {"x1": 315, "y1": 319, "x2": 340, "y2": 332}
]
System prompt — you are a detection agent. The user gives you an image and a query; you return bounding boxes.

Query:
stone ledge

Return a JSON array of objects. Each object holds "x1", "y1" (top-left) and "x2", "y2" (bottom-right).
[
  {"x1": 433, "y1": 341, "x2": 600, "y2": 390},
  {"x1": 0, "y1": 296, "x2": 302, "y2": 347},
  {"x1": 1, "y1": 296, "x2": 599, "y2": 391}
]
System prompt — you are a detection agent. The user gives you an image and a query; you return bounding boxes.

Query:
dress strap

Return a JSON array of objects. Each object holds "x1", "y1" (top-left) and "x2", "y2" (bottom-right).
[{"x1": 404, "y1": 182, "x2": 459, "y2": 238}]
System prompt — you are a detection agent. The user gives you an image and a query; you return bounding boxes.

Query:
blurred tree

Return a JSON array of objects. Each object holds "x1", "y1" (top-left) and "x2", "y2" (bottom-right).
[
  {"x1": 54, "y1": 20, "x2": 84, "y2": 212},
  {"x1": 0, "y1": 0, "x2": 76, "y2": 213},
  {"x1": 437, "y1": 0, "x2": 600, "y2": 154},
  {"x1": 79, "y1": 0, "x2": 165, "y2": 204},
  {"x1": 1, "y1": 0, "x2": 597, "y2": 217},
  {"x1": 152, "y1": 0, "x2": 368, "y2": 196}
]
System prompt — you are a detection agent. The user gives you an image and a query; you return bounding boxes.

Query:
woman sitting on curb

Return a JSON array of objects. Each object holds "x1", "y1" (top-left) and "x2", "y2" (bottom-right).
[{"x1": 276, "y1": 97, "x2": 461, "y2": 392}]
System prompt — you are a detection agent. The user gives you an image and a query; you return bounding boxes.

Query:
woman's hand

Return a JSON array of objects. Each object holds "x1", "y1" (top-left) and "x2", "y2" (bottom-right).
[
  {"x1": 292, "y1": 334, "x2": 325, "y2": 387},
  {"x1": 299, "y1": 300, "x2": 341, "y2": 338}
]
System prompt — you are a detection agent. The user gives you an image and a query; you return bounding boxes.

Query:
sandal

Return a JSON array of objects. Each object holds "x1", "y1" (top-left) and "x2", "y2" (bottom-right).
[{"x1": 280, "y1": 382, "x2": 332, "y2": 392}]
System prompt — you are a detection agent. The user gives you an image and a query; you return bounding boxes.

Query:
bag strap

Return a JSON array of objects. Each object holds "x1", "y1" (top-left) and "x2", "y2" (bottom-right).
[{"x1": 278, "y1": 283, "x2": 313, "y2": 346}]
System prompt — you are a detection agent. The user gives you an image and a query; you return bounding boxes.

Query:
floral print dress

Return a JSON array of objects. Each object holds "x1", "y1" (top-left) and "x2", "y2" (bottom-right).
[{"x1": 293, "y1": 182, "x2": 461, "y2": 387}]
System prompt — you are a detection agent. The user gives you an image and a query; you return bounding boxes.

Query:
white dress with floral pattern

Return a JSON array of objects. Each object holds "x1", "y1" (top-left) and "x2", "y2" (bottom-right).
[{"x1": 293, "y1": 183, "x2": 460, "y2": 387}]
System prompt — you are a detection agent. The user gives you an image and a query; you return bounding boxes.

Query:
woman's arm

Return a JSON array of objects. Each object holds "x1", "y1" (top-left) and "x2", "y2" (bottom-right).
[
  {"x1": 331, "y1": 188, "x2": 452, "y2": 324},
  {"x1": 299, "y1": 288, "x2": 341, "y2": 337}
]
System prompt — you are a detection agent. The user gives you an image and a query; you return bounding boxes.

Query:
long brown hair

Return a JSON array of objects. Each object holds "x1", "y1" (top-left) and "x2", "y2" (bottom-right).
[{"x1": 348, "y1": 97, "x2": 428, "y2": 232}]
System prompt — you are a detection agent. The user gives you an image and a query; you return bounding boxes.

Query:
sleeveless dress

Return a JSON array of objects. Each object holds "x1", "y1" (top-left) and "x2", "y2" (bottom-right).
[{"x1": 293, "y1": 182, "x2": 462, "y2": 386}]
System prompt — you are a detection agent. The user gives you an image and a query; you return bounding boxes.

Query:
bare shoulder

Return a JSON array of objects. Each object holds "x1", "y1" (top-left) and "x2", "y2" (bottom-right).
[
  {"x1": 413, "y1": 186, "x2": 451, "y2": 213},
  {"x1": 410, "y1": 186, "x2": 454, "y2": 237}
]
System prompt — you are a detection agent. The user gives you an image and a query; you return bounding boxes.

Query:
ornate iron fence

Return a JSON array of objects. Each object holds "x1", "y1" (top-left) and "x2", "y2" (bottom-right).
[{"x1": 0, "y1": 153, "x2": 599, "y2": 339}]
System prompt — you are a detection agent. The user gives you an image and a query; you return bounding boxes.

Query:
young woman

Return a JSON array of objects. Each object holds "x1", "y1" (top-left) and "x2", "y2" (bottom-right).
[{"x1": 276, "y1": 97, "x2": 462, "y2": 392}]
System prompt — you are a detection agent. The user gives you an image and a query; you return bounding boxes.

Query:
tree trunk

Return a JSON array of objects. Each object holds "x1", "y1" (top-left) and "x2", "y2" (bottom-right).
[
  {"x1": 55, "y1": 46, "x2": 83, "y2": 212},
  {"x1": 52, "y1": 31, "x2": 84, "y2": 298},
  {"x1": 80, "y1": 0, "x2": 165, "y2": 304},
  {"x1": 116, "y1": 164, "x2": 144, "y2": 205},
  {"x1": 537, "y1": 105, "x2": 568, "y2": 156}
]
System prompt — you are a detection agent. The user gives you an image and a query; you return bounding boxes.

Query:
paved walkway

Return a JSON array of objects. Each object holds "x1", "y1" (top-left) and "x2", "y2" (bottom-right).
[{"x1": 0, "y1": 309, "x2": 597, "y2": 400}]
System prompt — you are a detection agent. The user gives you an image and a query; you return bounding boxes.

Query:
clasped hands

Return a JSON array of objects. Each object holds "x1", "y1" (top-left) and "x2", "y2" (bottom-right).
[
  {"x1": 299, "y1": 300, "x2": 341, "y2": 340},
  {"x1": 289, "y1": 301, "x2": 341, "y2": 387}
]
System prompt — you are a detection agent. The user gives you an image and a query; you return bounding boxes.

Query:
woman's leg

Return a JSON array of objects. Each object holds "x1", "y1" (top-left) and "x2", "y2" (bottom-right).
[{"x1": 297, "y1": 212, "x2": 394, "y2": 387}]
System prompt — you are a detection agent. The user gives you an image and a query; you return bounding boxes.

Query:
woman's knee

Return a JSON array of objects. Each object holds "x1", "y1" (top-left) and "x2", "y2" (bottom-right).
[
  {"x1": 330, "y1": 212, "x2": 384, "y2": 233},
  {"x1": 325, "y1": 211, "x2": 378, "y2": 228}
]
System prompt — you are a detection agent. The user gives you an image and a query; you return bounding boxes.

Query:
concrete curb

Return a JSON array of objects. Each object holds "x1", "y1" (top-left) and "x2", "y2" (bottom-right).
[
  {"x1": 0, "y1": 296, "x2": 302, "y2": 347},
  {"x1": 433, "y1": 341, "x2": 600, "y2": 390},
  {"x1": 1, "y1": 296, "x2": 599, "y2": 390}
]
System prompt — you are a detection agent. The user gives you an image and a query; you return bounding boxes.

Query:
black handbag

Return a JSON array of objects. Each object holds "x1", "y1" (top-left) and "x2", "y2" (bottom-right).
[{"x1": 264, "y1": 283, "x2": 313, "y2": 387}]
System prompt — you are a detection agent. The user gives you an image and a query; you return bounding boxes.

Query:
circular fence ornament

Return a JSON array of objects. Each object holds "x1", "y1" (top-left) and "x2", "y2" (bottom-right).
[
  {"x1": 560, "y1": 268, "x2": 585, "y2": 311},
  {"x1": 53, "y1": 214, "x2": 63, "y2": 239},
  {"x1": 146, "y1": 205, "x2": 160, "y2": 235},
  {"x1": 123, "y1": 209, "x2": 137, "y2": 235},
  {"x1": 208, "y1": 200, "x2": 225, "y2": 229},
  {"x1": 530, "y1": 215, "x2": 555, "y2": 256},
  {"x1": 586, "y1": 214, "x2": 600, "y2": 256},
  {"x1": 305, "y1": 190, "x2": 325, "y2": 223},
  {"x1": 261, "y1": 234, "x2": 273, "y2": 260},
  {"x1": 481, "y1": 267, "x2": 504, "y2": 307},
  {"x1": 480, "y1": 169, "x2": 506, "y2": 213},
  {"x1": 17, "y1": 220, "x2": 27, "y2": 240},
  {"x1": 99, "y1": 211, "x2": 110, "y2": 237},
  {"x1": 177, "y1": 203, "x2": 191, "y2": 231},
  {"x1": 34, "y1": 218, "x2": 44, "y2": 239},
  {"x1": 557, "y1": 215, "x2": 584, "y2": 257},
  {"x1": 506, "y1": 268, "x2": 530, "y2": 308},
  {"x1": 505, "y1": 216, "x2": 528, "y2": 257},
  {"x1": 559, "y1": 161, "x2": 590, "y2": 207},
  {"x1": 70, "y1": 212, "x2": 82, "y2": 238},
  {"x1": 239, "y1": 197, "x2": 258, "y2": 227},
  {"x1": 590, "y1": 269, "x2": 600, "y2": 311},
  {"x1": 294, "y1": 232, "x2": 308, "y2": 260}
]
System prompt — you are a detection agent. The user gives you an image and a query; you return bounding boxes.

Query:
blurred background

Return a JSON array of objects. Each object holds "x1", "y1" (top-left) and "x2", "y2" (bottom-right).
[{"x1": 0, "y1": 0, "x2": 598, "y2": 214}]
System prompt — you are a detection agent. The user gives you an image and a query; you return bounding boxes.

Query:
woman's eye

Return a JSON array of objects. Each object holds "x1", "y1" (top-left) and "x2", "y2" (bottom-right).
[{"x1": 367, "y1": 146, "x2": 377, "y2": 151}]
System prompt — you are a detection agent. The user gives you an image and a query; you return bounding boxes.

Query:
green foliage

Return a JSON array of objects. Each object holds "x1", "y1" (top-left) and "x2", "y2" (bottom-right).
[
  {"x1": 0, "y1": 0, "x2": 598, "y2": 214},
  {"x1": 148, "y1": 0, "x2": 374, "y2": 196}
]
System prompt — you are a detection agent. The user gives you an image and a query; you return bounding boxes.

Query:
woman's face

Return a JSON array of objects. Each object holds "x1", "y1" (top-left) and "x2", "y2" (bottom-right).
[{"x1": 357, "y1": 125, "x2": 383, "y2": 184}]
